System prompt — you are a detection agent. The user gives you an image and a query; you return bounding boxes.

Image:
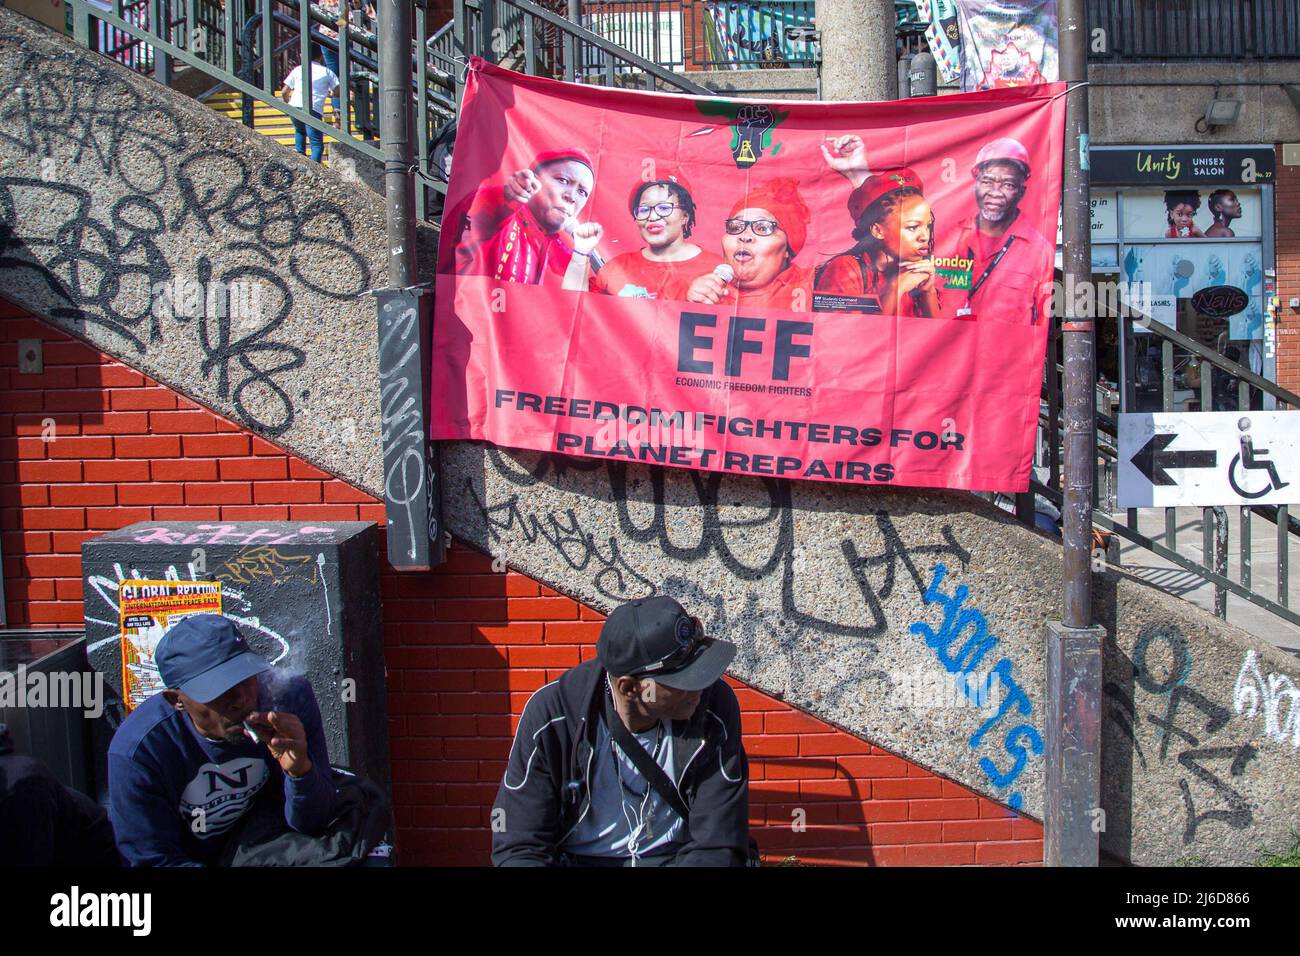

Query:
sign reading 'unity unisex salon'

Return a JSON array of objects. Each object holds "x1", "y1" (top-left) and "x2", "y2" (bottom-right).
[{"x1": 430, "y1": 59, "x2": 1065, "y2": 492}]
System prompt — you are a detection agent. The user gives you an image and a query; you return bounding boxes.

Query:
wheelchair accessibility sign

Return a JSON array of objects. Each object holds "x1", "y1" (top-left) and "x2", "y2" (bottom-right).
[{"x1": 1118, "y1": 412, "x2": 1299, "y2": 508}]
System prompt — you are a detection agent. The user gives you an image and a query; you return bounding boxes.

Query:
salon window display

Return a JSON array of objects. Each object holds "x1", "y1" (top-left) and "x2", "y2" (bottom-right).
[
  {"x1": 1121, "y1": 188, "x2": 1262, "y2": 242},
  {"x1": 1117, "y1": 187, "x2": 1266, "y2": 341}
]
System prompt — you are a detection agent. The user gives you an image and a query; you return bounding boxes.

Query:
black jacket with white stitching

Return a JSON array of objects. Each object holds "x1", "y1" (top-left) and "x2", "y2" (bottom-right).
[{"x1": 490, "y1": 658, "x2": 750, "y2": 867}]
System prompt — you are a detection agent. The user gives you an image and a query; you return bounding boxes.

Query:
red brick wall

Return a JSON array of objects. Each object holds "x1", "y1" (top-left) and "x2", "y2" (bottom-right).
[
  {"x1": 1, "y1": 301, "x2": 1042, "y2": 865},
  {"x1": 1276, "y1": 145, "x2": 1300, "y2": 397}
]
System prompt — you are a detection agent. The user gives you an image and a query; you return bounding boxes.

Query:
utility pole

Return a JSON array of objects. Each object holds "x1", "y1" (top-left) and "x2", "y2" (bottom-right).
[
  {"x1": 380, "y1": 0, "x2": 418, "y2": 291},
  {"x1": 375, "y1": 0, "x2": 445, "y2": 571},
  {"x1": 1045, "y1": 0, "x2": 1103, "y2": 867},
  {"x1": 816, "y1": 0, "x2": 896, "y2": 100}
]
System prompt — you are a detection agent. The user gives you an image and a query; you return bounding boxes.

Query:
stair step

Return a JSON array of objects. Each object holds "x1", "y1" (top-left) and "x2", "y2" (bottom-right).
[{"x1": 201, "y1": 93, "x2": 356, "y2": 168}]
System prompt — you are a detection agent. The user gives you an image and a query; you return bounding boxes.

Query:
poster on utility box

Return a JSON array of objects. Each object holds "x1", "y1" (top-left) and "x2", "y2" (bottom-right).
[
  {"x1": 430, "y1": 58, "x2": 1065, "y2": 492},
  {"x1": 119, "y1": 580, "x2": 222, "y2": 712}
]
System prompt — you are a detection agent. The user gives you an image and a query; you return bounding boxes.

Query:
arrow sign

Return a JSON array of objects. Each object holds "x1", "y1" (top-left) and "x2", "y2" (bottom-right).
[{"x1": 1130, "y1": 433, "x2": 1218, "y2": 486}]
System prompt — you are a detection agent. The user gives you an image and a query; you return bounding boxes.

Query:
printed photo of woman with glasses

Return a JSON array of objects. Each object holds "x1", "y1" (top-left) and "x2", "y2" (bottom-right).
[
  {"x1": 573, "y1": 172, "x2": 724, "y2": 300},
  {"x1": 684, "y1": 178, "x2": 814, "y2": 311}
]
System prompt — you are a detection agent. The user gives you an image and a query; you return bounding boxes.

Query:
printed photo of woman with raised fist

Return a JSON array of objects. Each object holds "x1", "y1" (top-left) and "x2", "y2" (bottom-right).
[
  {"x1": 815, "y1": 133, "x2": 941, "y2": 318},
  {"x1": 684, "y1": 177, "x2": 814, "y2": 312},
  {"x1": 451, "y1": 149, "x2": 603, "y2": 290},
  {"x1": 575, "y1": 171, "x2": 724, "y2": 300}
]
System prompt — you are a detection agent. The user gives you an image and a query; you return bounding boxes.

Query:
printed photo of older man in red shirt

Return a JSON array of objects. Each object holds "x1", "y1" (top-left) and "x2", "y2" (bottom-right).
[
  {"x1": 939, "y1": 137, "x2": 1054, "y2": 324},
  {"x1": 451, "y1": 149, "x2": 603, "y2": 289}
]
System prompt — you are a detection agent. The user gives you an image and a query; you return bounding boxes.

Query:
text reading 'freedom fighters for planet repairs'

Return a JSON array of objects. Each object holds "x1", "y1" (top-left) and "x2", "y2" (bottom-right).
[{"x1": 492, "y1": 389, "x2": 965, "y2": 482}]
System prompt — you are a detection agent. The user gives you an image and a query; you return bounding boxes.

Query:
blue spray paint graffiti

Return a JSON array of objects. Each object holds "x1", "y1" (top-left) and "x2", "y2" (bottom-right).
[{"x1": 908, "y1": 562, "x2": 1042, "y2": 810}]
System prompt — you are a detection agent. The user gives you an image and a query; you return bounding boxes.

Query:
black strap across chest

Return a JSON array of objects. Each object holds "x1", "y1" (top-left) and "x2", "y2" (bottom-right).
[{"x1": 603, "y1": 691, "x2": 690, "y2": 820}]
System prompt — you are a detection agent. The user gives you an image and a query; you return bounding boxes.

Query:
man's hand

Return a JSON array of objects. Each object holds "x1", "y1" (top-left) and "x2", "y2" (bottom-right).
[
  {"x1": 820, "y1": 134, "x2": 870, "y2": 188},
  {"x1": 503, "y1": 168, "x2": 541, "y2": 204},
  {"x1": 569, "y1": 221, "x2": 603, "y2": 254},
  {"x1": 686, "y1": 273, "x2": 729, "y2": 305},
  {"x1": 247, "y1": 711, "x2": 312, "y2": 778}
]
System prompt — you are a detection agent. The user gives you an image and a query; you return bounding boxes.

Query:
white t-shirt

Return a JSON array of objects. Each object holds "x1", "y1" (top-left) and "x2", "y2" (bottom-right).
[
  {"x1": 562, "y1": 716, "x2": 686, "y2": 861},
  {"x1": 282, "y1": 63, "x2": 339, "y2": 114}
]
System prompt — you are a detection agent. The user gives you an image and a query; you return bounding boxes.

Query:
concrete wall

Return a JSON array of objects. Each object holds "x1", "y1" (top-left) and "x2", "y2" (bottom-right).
[
  {"x1": 1088, "y1": 62, "x2": 1300, "y2": 145},
  {"x1": 0, "y1": 10, "x2": 437, "y2": 491},
  {"x1": 2, "y1": 9, "x2": 1298, "y2": 865}
]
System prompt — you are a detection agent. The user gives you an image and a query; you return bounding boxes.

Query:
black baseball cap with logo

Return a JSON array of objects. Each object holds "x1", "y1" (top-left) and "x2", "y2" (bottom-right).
[{"x1": 597, "y1": 596, "x2": 735, "y2": 691}]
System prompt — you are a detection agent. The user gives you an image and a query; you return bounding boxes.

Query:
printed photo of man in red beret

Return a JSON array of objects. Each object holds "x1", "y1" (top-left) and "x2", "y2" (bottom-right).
[{"x1": 451, "y1": 149, "x2": 604, "y2": 289}]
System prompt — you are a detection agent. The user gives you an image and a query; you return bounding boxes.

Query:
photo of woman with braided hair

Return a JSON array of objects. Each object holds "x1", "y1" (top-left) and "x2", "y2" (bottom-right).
[{"x1": 815, "y1": 134, "x2": 941, "y2": 317}]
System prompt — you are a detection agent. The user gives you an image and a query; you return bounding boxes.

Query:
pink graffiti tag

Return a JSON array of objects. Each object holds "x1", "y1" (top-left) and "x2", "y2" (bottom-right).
[{"x1": 127, "y1": 525, "x2": 338, "y2": 545}]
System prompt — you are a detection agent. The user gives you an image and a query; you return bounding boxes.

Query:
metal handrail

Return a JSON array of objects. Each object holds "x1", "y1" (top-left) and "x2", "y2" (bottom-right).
[
  {"x1": 1033, "y1": 478, "x2": 1299, "y2": 627},
  {"x1": 1028, "y1": 306, "x2": 1296, "y2": 631},
  {"x1": 465, "y1": 0, "x2": 710, "y2": 93}
]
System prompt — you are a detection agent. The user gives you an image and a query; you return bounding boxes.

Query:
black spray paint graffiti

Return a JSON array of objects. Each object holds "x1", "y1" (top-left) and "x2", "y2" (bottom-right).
[
  {"x1": 0, "y1": 51, "x2": 373, "y2": 436},
  {"x1": 0, "y1": 59, "x2": 186, "y2": 196},
  {"x1": 1105, "y1": 623, "x2": 1259, "y2": 845},
  {"x1": 472, "y1": 450, "x2": 971, "y2": 709}
]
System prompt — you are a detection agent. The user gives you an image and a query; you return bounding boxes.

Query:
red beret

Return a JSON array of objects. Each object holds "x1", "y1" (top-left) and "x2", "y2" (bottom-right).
[
  {"x1": 848, "y1": 167, "x2": 924, "y2": 224},
  {"x1": 728, "y1": 177, "x2": 810, "y2": 256},
  {"x1": 531, "y1": 149, "x2": 595, "y2": 173}
]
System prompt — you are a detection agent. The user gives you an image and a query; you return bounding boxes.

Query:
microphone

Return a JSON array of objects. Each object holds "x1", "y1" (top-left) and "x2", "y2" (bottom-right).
[
  {"x1": 713, "y1": 264, "x2": 735, "y2": 284},
  {"x1": 562, "y1": 217, "x2": 604, "y2": 272}
]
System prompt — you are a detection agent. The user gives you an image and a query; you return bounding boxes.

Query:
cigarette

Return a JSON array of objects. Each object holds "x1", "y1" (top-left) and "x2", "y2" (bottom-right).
[{"x1": 243, "y1": 720, "x2": 261, "y2": 743}]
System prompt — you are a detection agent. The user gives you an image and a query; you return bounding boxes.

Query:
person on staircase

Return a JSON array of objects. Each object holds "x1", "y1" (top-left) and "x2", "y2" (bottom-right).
[{"x1": 280, "y1": 45, "x2": 339, "y2": 163}]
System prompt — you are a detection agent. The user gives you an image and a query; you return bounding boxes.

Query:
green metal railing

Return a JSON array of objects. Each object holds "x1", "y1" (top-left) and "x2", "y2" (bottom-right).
[
  {"x1": 64, "y1": 0, "x2": 701, "y2": 219},
  {"x1": 1028, "y1": 312, "x2": 1299, "y2": 629}
]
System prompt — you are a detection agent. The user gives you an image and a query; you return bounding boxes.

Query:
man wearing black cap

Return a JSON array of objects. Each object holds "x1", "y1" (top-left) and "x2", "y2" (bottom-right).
[
  {"x1": 108, "y1": 614, "x2": 340, "y2": 866},
  {"x1": 491, "y1": 596, "x2": 751, "y2": 867}
]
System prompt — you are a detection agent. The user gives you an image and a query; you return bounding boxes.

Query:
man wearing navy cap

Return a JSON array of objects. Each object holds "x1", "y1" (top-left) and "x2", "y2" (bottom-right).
[
  {"x1": 491, "y1": 596, "x2": 751, "y2": 867},
  {"x1": 108, "y1": 614, "x2": 339, "y2": 866}
]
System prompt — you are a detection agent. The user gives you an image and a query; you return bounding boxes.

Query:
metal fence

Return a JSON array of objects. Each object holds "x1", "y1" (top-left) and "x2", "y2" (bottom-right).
[
  {"x1": 1088, "y1": 0, "x2": 1300, "y2": 61},
  {"x1": 545, "y1": 0, "x2": 816, "y2": 71},
  {"x1": 1029, "y1": 313, "x2": 1299, "y2": 629}
]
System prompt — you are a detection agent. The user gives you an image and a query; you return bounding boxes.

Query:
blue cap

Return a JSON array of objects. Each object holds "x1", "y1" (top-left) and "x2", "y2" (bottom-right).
[{"x1": 155, "y1": 614, "x2": 270, "y2": 703}]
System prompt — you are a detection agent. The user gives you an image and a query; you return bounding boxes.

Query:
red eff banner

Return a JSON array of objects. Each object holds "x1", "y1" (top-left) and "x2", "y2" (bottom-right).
[{"x1": 431, "y1": 59, "x2": 1065, "y2": 491}]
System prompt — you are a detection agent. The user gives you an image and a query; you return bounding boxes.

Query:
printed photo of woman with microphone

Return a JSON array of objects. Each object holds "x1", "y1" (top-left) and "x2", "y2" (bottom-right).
[{"x1": 684, "y1": 178, "x2": 814, "y2": 312}]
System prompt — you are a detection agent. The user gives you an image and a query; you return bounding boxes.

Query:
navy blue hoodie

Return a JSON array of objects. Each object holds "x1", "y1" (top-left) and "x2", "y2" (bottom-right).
[{"x1": 108, "y1": 672, "x2": 338, "y2": 866}]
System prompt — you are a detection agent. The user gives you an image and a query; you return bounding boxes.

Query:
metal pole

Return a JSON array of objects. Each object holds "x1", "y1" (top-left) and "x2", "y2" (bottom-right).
[
  {"x1": 375, "y1": 0, "x2": 444, "y2": 571},
  {"x1": 565, "y1": 0, "x2": 580, "y2": 81},
  {"x1": 1060, "y1": 3, "x2": 1093, "y2": 633},
  {"x1": 1044, "y1": 0, "x2": 1103, "y2": 868},
  {"x1": 380, "y1": 0, "x2": 417, "y2": 288}
]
